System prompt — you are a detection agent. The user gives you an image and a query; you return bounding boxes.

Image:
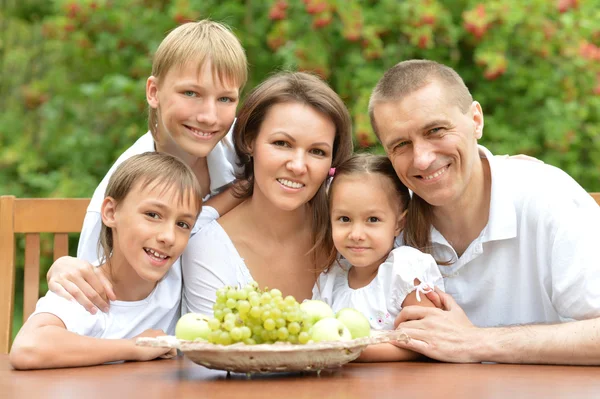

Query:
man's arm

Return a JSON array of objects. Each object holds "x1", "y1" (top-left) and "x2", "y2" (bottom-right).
[
  {"x1": 10, "y1": 314, "x2": 174, "y2": 370},
  {"x1": 394, "y1": 288, "x2": 600, "y2": 365},
  {"x1": 355, "y1": 343, "x2": 421, "y2": 362}
]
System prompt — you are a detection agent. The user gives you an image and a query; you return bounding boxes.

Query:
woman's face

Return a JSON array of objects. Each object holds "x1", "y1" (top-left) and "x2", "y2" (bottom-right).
[{"x1": 250, "y1": 101, "x2": 336, "y2": 212}]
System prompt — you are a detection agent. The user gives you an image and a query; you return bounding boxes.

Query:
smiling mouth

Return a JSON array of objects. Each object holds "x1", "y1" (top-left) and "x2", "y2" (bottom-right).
[
  {"x1": 419, "y1": 165, "x2": 449, "y2": 181},
  {"x1": 144, "y1": 247, "x2": 170, "y2": 261},
  {"x1": 184, "y1": 125, "x2": 217, "y2": 138},
  {"x1": 277, "y1": 178, "x2": 305, "y2": 189},
  {"x1": 347, "y1": 247, "x2": 369, "y2": 252}
]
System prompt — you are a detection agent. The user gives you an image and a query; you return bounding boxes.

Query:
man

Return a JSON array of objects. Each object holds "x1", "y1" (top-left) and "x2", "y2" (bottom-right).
[{"x1": 369, "y1": 59, "x2": 600, "y2": 365}]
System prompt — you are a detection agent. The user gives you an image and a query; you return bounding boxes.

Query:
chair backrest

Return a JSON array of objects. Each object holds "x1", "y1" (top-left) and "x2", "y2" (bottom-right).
[{"x1": 0, "y1": 196, "x2": 90, "y2": 354}]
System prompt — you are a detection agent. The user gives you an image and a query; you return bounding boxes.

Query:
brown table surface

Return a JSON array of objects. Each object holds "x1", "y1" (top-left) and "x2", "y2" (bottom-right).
[{"x1": 2, "y1": 354, "x2": 599, "y2": 399}]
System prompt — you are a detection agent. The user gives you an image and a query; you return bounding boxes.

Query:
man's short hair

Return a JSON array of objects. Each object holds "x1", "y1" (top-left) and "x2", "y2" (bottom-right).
[{"x1": 369, "y1": 60, "x2": 473, "y2": 136}]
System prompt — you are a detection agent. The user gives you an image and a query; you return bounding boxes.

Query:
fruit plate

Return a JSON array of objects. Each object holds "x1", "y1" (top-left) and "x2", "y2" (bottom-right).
[{"x1": 137, "y1": 330, "x2": 409, "y2": 373}]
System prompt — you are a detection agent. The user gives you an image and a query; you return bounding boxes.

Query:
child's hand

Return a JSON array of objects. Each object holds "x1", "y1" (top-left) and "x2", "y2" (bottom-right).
[
  {"x1": 424, "y1": 288, "x2": 443, "y2": 309},
  {"x1": 47, "y1": 256, "x2": 116, "y2": 314},
  {"x1": 131, "y1": 329, "x2": 177, "y2": 361}
]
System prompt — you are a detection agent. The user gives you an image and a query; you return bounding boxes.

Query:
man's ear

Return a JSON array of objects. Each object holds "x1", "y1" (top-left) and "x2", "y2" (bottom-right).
[
  {"x1": 146, "y1": 76, "x2": 159, "y2": 109},
  {"x1": 101, "y1": 197, "x2": 118, "y2": 228},
  {"x1": 471, "y1": 101, "x2": 484, "y2": 140}
]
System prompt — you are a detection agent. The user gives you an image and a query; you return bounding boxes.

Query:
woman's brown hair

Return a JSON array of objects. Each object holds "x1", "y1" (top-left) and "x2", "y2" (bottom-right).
[{"x1": 232, "y1": 71, "x2": 354, "y2": 268}]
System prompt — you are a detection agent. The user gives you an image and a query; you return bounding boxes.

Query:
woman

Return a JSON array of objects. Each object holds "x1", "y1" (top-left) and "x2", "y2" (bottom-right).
[
  {"x1": 182, "y1": 72, "x2": 354, "y2": 315},
  {"x1": 46, "y1": 72, "x2": 353, "y2": 315}
]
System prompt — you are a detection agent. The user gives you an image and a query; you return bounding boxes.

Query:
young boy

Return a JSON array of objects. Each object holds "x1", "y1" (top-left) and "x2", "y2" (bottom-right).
[
  {"x1": 45, "y1": 20, "x2": 248, "y2": 314},
  {"x1": 10, "y1": 153, "x2": 202, "y2": 369}
]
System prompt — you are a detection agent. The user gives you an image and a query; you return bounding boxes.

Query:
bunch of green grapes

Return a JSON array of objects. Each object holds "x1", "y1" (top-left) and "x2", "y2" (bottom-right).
[{"x1": 206, "y1": 282, "x2": 312, "y2": 345}]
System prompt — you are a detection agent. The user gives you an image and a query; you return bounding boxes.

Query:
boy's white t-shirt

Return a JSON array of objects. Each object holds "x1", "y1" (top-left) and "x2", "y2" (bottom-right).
[
  {"x1": 77, "y1": 129, "x2": 239, "y2": 263},
  {"x1": 31, "y1": 265, "x2": 182, "y2": 338},
  {"x1": 312, "y1": 246, "x2": 444, "y2": 330}
]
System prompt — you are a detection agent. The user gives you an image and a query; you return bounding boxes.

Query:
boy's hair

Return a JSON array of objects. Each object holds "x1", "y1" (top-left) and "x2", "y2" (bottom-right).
[
  {"x1": 148, "y1": 19, "x2": 248, "y2": 140},
  {"x1": 98, "y1": 152, "x2": 203, "y2": 264},
  {"x1": 232, "y1": 71, "x2": 354, "y2": 269},
  {"x1": 368, "y1": 59, "x2": 473, "y2": 137},
  {"x1": 320, "y1": 153, "x2": 410, "y2": 274}
]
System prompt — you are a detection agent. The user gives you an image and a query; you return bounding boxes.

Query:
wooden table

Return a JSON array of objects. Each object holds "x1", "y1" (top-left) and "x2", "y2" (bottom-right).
[{"x1": 2, "y1": 354, "x2": 599, "y2": 399}]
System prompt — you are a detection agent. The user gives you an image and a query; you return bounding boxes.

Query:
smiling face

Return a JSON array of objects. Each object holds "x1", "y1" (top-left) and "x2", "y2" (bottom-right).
[
  {"x1": 102, "y1": 182, "x2": 199, "y2": 284},
  {"x1": 250, "y1": 101, "x2": 336, "y2": 212},
  {"x1": 330, "y1": 174, "x2": 404, "y2": 270},
  {"x1": 146, "y1": 60, "x2": 239, "y2": 165},
  {"x1": 373, "y1": 80, "x2": 484, "y2": 208}
]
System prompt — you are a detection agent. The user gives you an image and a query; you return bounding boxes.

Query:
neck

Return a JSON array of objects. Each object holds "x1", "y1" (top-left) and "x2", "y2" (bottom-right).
[
  {"x1": 99, "y1": 254, "x2": 156, "y2": 302},
  {"x1": 155, "y1": 138, "x2": 209, "y2": 196},
  {"x1": 242, "y1": 192, "x2": 312, "y2": 241},
  {"x1": 432, "y1": 155, "x2": 491, "y2": 257}
]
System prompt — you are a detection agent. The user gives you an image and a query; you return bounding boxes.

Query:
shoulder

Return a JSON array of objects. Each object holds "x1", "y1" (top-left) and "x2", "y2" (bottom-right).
[
  {"x1": 183, "y1": 220, "x2": 240, "y2": 268},
  {"x1": 33, "y1": 292, "x2": 104, "y2": 336}
]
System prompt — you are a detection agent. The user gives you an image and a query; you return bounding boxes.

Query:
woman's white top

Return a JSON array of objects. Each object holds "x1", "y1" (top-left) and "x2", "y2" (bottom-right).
[
  {"x1": 182, "y1": 220, "x2": 254, "y2": 316},
  {"x1": 312, "y1": 246, "x2": 444, "y2": 330}
]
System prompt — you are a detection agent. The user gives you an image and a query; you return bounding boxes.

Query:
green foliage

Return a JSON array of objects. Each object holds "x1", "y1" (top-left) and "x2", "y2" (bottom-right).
[{"x1": 2, "y1": 0, "x2": 600, "y2": 334}]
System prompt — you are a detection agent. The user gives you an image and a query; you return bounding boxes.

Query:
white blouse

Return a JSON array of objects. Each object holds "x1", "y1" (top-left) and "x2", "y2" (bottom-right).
[{"x1": 312, "y1": 246, "x2": 444, "y2": 330}]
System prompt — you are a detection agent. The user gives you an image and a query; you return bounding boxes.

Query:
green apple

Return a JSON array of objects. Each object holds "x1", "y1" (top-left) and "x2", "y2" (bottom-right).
[
  {"x1": 175, "y1": 312, "x2": 211, "y2": 341},
  {"x1": 300, "y1": 300, "x2": 335, "y2": 324},
  {"x1": 336, "y1": 308, "x2": 371, "y2": 339},
  {"x1": 310, "y1": 318, "x2": 352, "y2": 342}
]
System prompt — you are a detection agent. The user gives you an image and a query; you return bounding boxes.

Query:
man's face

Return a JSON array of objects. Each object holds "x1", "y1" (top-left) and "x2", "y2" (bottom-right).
[{"x1": 373, "y1": 81, "x2": 484, "y2": 208}]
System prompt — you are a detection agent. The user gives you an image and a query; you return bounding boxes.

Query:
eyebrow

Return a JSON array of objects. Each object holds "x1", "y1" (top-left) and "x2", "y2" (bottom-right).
[
  {"x1": 175, "y1": 82, "x2": 238, "y2": 96},
  {"x1": 384, "y1": 118, "x2": 449, "y2": 149},
  {"x1": 270, "y1": 131, "x2": 332, "y2": 149}
]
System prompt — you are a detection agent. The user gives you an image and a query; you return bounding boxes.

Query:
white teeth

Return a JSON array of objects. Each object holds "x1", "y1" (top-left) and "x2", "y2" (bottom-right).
[
  {"x1": 188, "y1": 127, "x2": 214, "y2": 136},
  {"x1": 423, "y1": 166, "x2": 447, "y2": 181},
  {"x1": 145, "y1": 248, "x2": 168, "y2": 259},
  {"x1": 277, "y1": 178, "x2": 304, "y2": 189}
]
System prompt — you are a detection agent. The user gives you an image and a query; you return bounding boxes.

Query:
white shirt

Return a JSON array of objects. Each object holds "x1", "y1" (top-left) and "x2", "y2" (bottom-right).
[
  {"x1": 397, "y1": 145, "x2": 600, "y2": 327},
  {"x1": 181, "y1": 220, "x2": 254, "y2": 316},
  {"x1": 76, "y1": 129, "x2": 239, "y2": 263},
  {"x1": 312, "y1": 246, "x2": 444, "y2": 330},
  {"x1": 31, "y1": 265, "x2": 182, "y2": 338}
]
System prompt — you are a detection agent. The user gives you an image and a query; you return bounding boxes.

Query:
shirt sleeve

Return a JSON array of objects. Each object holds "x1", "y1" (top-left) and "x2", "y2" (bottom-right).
[
  {"x1": 388, "y1": 246, "x2": 444, "y2": 312},
  {"x1": 191, "y1": 206, "x2": 220, "y2": 236},
  {"x1": 76, "y1": 211, "x2": 103, "y2": 263},
  {"x1": 31, "y1": 291, "x2": 105, "y2": 337},
  {"x1": 545, "y1": 188, "x2": 600, "y2": 320},
  {"x1": 181, "y1": 222, "x2": 250, "y2": 316}
]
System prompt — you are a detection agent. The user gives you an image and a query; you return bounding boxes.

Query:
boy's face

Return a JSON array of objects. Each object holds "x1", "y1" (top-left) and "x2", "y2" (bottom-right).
[
  {"x1": 102, "y1": 182, "x2": 199, "y2": 284},
  {"x1": 147, "y1": 60, "x2": 239, "y2": 164},
  {"x1": 330, "y1": 174, "x2": 403, "y2": 272}
]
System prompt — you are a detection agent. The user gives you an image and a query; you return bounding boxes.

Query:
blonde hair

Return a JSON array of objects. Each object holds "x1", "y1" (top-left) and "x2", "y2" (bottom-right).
[
  {"x1": 98, "y1": 152, "x2": 203, "y2": 264},
  {"x1": 320, "y1": 153, "x2": 410, "y2": 273},
  {"x1": 368, "y1": 59, "x2": 473, "y2": 137},
  {"x1": 148, "y1": 19, "x2": 248, "y2": 140},
  {"x1": 232, "y1": 71, "x2": 354, "y2": 269}
]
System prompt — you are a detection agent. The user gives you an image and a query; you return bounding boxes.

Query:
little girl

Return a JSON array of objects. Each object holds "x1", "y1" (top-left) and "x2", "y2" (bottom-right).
[
  {"x1": 313, "y1": 153, "x2": 444, "y2": 362},
  {"x1": 10, "y1": 152, "x2": 203, "y2": 369}
]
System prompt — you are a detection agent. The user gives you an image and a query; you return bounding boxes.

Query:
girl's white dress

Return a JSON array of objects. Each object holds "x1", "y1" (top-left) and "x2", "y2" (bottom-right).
[{"x1": 312, "y1": 246, "x2": 444, "y2": 330}]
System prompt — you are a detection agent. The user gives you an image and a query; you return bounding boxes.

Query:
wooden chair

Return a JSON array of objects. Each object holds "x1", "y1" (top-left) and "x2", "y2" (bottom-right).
[{"x1": 0, "y1": 196, "x2": 90, "y2": 354}]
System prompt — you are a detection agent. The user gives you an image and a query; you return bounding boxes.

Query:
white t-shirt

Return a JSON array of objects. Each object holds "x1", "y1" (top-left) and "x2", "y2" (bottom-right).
[
  {"x1": 181, "y1": 220, "x2": 254, "y2": 316},
  {"x1": 397, "y1": 145, "x2": 600, "y2": 328},
  {"x1": 77, "y1": 129, "x2": 239, "y2": 263},
  {"x1": 312, "y1": 246, "x2": 444, "y2": 330},
  {"x1": 31, "y1": 265, "x2": 182, "y2": 338}
]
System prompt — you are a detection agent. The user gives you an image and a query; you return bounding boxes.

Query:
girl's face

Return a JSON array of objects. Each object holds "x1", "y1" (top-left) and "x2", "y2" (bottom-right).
[
  {"x1": 330, "y1": 174, "x2": 404, "y2": 270},
  {"x1": 102, "y1": 182, "x2": 199, "y2": 284},
  {"x1": 250, "y1": 101, "x2": 336, "y2": 212},
  {"x1": 146, "y1": 60, "x2": 239, "y2": 165}
]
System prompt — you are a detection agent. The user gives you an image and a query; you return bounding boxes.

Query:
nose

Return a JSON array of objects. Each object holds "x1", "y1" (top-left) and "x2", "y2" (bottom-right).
[
  {"x1": 348, "y1": 223, "x2": 365, "y2": 242},
  {"x1": 157, "y1": 224, "x2": 176, "y2": 247},
  {"x1": 286, "y1": 150, "x2": 307, "y2": 175},
  {"x1": 196, "y1": 99, "x2": 218, "y2": 126},
  {"x1": 412, "y1": 140, "x2": 436, "y2": 171}
]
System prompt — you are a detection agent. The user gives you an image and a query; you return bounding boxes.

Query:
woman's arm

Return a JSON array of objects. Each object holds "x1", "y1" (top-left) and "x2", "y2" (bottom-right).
[{"x1": 10, "y1": 314, "x2": 174, "y2": 370}]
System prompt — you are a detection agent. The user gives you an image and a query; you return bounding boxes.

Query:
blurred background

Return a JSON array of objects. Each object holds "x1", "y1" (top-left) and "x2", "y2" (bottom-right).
[{"x1": 2, "y1": 0, "x2": 600, "y2": 334}]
